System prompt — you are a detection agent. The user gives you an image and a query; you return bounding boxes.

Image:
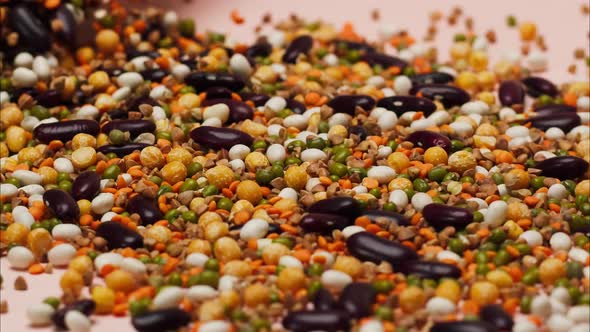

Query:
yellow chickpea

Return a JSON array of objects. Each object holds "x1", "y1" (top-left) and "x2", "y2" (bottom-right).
[
  {"x1": 4, "y1": 223, "x2": 30, "y2": 245},
  {"x1": 204, "y1": 221, "x2": 229, "y2": 242},
  {"x1": 140, "y1": 146, "x2": 165, "y2": 168},
  {"x1": 261, "y1": 243, "x2": 290, "y2": 265},
  {"x1": 104, "y1": 270, "x2": 136, "y2": 293},
  {"x1": 60, "y1": 269, "x2": 85, "y2": 296},
  {"x1": 243, "y1": 284, "x2": 270, "y2": 307},
  {"x1": 27, "y1": 228, "x2": 52, "y2": 259},
  {"x1": 68, "y1": 256, "x2": 93, "y2": 275},
  {"x1": 95, "y1": 29, "x2": 120, "y2": 53},
  {"x1": 72, "y1": 133, "x2": 97, "y2": 150},
  {"x1": 244, "y1": 152, "x2": 269, "y2": 171},
  {"x1": 38, "y1": 166, "x2": 58, "y2": 185},
  {"x1": 18, "y1": 147, "x2": 42, "y2": 164},
  {"x1": 88, "y1": 71, "x2": 111, "y2": 91},
  {"x1": 387, "y1": 152, "x2": 410, "y2": 172},
  {"x1": 519, "y1": 22, "x2": 537, "y2": 41},
  {"x1": 284, "y1": 165, "x2": 308, "y2": 190},
  {"x1": 423, "y1": 147, "x2": 448, "y2": 165},
  {"x1": 205, "y1": 165, "x2": 235, "y2": 189},
  {"x1": 71, "y1": 147, "x2": 97, "y2": 169},
  {"x1": 470, "y1": 281, "x2": 499, "y2": 305},
  {"x1": 277, "y1": 267, "x2": 306, "y2": 292},
  {"x1": 435, "y1": 279, "x2": 462, "y2": 303},
  {"x1": 222, "y1": 260, "x2": 252, "y2": 277},
  {"x1": 331, "y1": 256, "x2": 363, "y2": 278},
  {"x1": 167, "y1": 147, "x2": 192, "y2": 165},
  {"x1": 236, "y1": 180, "x2": 262, "y2": 204},
  {"x1": 187, "y1": 239, "x2": 212, "y2": 255},
  {"x1": 213, "y1": 237, "x2": 242, "y2": 262},
  {"x1": 92, "y1": 286, "x2": 116, "y2": 314},
  {"x1": 198, "y1": 211, "x2": 223, "y2": 228},
  {"x1": 161, "y1": 161, "x2": 187, "y2": 184},
  {"x1": 399, "y1": 286, "x2": 426, "y2": 313},
  {"x1": 0, "y1": 105, "x2": 23, "y2": 126}
]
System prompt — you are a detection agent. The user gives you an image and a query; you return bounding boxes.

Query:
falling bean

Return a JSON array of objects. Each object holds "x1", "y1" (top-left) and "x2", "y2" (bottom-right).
[
  {"x1": 53, "y1": 4, "x2": 77, "y2": 46},
  {"x1": 190, "y1": 126, "x2": 253, "y2": 150},
  {"x1": 498, "y1": 80, "x2": 525, "y2": 106},
  {"x1": 34, "y1": 120, "x2": 100, "y2": 144},
  {"x1": 9, "y1": 4, "x2": 52, "y2": 53},
  {"x1": 422, "y1": 203, "x2": 473, "y2": 230},
  {"x1": 131, "y1": 308, "x2": 191, "y2": 332},
  {"x1": 71, "y1": 171, "x2": 101, "y2": 201},
  {"x1": 240, "y1": 93, "x2": 270, "y2": 107},
  {"x1": 399, "y1": 260, "x2": 462, "y2": 279},
  {"x1": 480, "y1": 304, "x2": 514, "y2": 331},
  {"x1": 184, "y1": 72, "x2": 245, "y2": 92},
  {"x1": 246, "y1": 41, "x2": 272, "y2": 59},
  {"x1": 405, "y1": 130, "x2": 452, "y2": 152},
  {"x1": 361, "y1": 52, "x2": 408, "y2": 69},
  {"x1": 313, "y1": 288, "x2": 336, "y2": 311},
  {"x1": 205, "y1": 86, "x2": 234, "y2": 100},
  {"x1": 411, "y1": 72, "x2": 455, "y2": 85},
  {"x1": 282, "y1": 35, "x2": 313, "y2": 64},
  {"x1": 410, "y1": 84, "x2": 470, "y2": 108},
  {"x1": 282, "y1": 310, "x2": 350, "y2": 332},
  {"x1": 521, "y1": 76, "x2": 558, "y2": 97},
  {"x1": 525, "y1": 113, "x2": 581, "y2": 133},
  {"x1": 362, "y1": 210, "x2": 409, "y2": 226},
  {"x1": 346, "y1": 232, "x2": 418, "y2": 266},
  {"x1": 127, "y1": 195, "x2": 163, "y2": 225},
  {"x1": 308, "y1": 196, "x2": 361, "y2": 220},
  {"x1": 377, "y1": 96, "x2": 437, "y2": 117},
  {"x1": 96, "y1": 221, "x2": 144, "y2": 249},
  {"x1": 535, "y1": 156, "x2": 589, "y2": 180},
  {"x1": 43, "y1": 189, "x2": 80, "y2": 223},
  {"x1": 97, "y1": 144, "x2": 152, "y2": 157},
  {"x1": 534, "y1": 103, "x2": 577, "y2": 116},
  {"x1": 286, "y1": 99, "x2": 307, "y2": 114},
  {"x1": 300, "y1": 213, "x2": 352, "y2": 234},
  {"x1": 201, "y1": 98, "x2": 254, "y2": 123},
  {"x1": 430, "y1": 321, "x2": 497, "y2": 332},
  {"x1": 337, "y1": 283, "x2": 376, "y2": 318},
  {"x1": 51, "y1": 300, "x2": 95, "y2": 329},
  {"x1": 101, "y1": 120, "x2": 156, "y2": 138},
  {"x1": 327, "y1": 95, "x2": 376, "y2": 115}
]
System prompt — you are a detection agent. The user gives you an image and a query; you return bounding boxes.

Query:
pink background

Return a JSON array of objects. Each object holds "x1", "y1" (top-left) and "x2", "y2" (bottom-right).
[{"x1": 1, "y1": 1, "x2": 589, "y2": 331}]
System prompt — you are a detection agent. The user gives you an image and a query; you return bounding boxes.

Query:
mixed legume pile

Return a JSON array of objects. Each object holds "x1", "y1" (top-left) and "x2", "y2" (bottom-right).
[{"x1": 0, "y1": 1, "x2": 589, "y2": 332}]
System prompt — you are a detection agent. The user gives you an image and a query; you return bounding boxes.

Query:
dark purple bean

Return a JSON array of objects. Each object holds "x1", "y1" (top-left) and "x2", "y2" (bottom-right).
[
  {"x1": 52, "y1": 300, "x2": 95, "y2": 329},
  {"x1": 362, "y1": 210, "x2": 409, "y2": 226},
  {"x1": 140, "y1": 69, "x2": 168, "y2": 82},
  {"x1": 246, "y1": 41, "x2": 272, "y2": 58},
  {"x1": 185, "y1": 72, "x2": 245, "y2": 92},
  {"x1": 300, "y1": 213, "x2": 351, "y2": 234},
  {"x1": 240, "y1": 93, "x2": 270, "y2": 107},
  {"x1": 282, "y1": 35, "x2": 313, "y2": 64},
  {"x1": 534, "y1": 103, "x2": 577, "y2": 116},
  {"x1": 36, "y1": 89, "x2": 62, "y2": 107},
  {"x1": 43, "y1": 189, "x2": 80, "y2": 223},
  {"x1": 406, "y1": 130, "x2": 452, "y2": 152},
  {"x1": 101, "y1": 120, "x2": 156, "y2": 138},
  {"x1": 535, "y1": 156, "x2": 589, "y2": 180},
  {"x1": 480, "y1": 304, "x2": 514, "y2": 331},
  {"x1": 498, "y1": 80, "x2": 525, "y2": 106},
  {"x1": 525, "y1": 113, "x2": 581, "y2": 133},
  {"x1": 282, "y1": 310, "x2": 350, "y2": 332},
  {"x1": 34, "y1": 120, "x2": 100, "y2": 144},
  {"x1": 126, "y1": 96, "x2": 159, "y2": 113},
  {"x1": 9, "y1": 5, "x2": 51, "y2": 53},
  {"x1": 338, "y1": 283, "x2": 376, "y2": 318},
  {"x1": 361, "y1": 52, "x2": 408, "y2": 69},
  {"x1": 346, "y1": 232, "x2": 418, "y2": 266},
  {"x1": 96, "y1": 221, "x2": 144, "y2": 249},
  {"x1": 410, "y1": 84, "x2": 470, "y2": 108},
  {"x1": 423, "y1": 203, "x2": 473, "y2": 230},
  {"x1": 400, "y1": 260, "x2": 462, "y2": 279},
  {"x1": 97, "y1": 144, "x2": 151, "y2": 157},
  {"x1": 430, "y1": 321, "x2": 497, "y2": 332},
  {"x1": 313, "y1": 288, "x2": 336, "y2": 311},
  {"x1": 327, "y1": 95, "x2": 375, "y2": 115},
  {"x1": 108, "y1": 109, "x2": 128, "y2": 119},
  {"x1": 349, "y1": 125, "x2": 368, "y2": 140},
  {"x1": 308, "y1": 196, "x2": 361, "y2": 220},
  {"x1": 205, "y1": 86, "x2": 233, "y2": 100},
  {"x1": 286, "y1": 99, "x2": 307, "y2": 114},
  {"x1": 377, "y1": 96, "x2": 437, "y2": 117},
  {"x1": 131, "y1": 308, "x2": 191, "y2": 332},
  {"x1": 190, "y1": 126, "x2": 253, "y2": 150},
  {"x1": 53, "y1": 4, "x2": 77, "y2": 45},
  {"x1": 127, "y1": 195, "x2": 163, "y2": 225},
  {"x1": 411, "y1": 72, "x2": 455, "y2": 85},
  {"x1": 71, "y1": 171, "x2": 101, "y2": 201},
  {"x1": 201, "y1": 98, "x2": 254, "y2": 123},
  {"x1": 522, "y1": 76, "x2": 558, "y2": 97}
]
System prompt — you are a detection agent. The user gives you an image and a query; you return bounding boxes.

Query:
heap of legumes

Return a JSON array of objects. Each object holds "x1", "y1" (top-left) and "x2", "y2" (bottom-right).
[{"x1": 0, "y1": 1, "x2": 589, "y2": 332}]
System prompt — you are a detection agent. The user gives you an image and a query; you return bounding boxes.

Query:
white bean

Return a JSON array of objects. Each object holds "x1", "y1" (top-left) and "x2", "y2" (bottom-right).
[
  {"x1": 48, "y1": 244, "x2": 77, "y2": 267},
  {"x1": 321, "y1": 270, "x2": 352, "y2": 290},
  {"x1": 185, "y1": 253, "x2": 209, "y2": 268},
  {"x1": 367, "y1": 166, "x2": 396, "y2": 184},
  {"x1": 12, "y1": 67, "x2": 38, "y2": 88},
  {"x1": 239, "y1": 218, "x2": 269, "y2": 240},
  {"x1": 12, "y1": 170, "x2": 42, "y2": 185},
  {"x1": 13, "y1": 206, "x2": 35, "y2": 229},
  {"x1": 203, "y1": 103, "x2": 230, "y2": 123},
  {"x1": 52, "y1": 224, "x2": 82, "y2": 241},
  {"x1": 94, "y1": 252, "x2": 123, "y2": 271},
  {"x1": 7, "y1": 246, "x2": 35, "y2": 269},
  {"x1": 65, "y1": 310, "x2": 91, "y2": 332},
  {"x1": 393, "y1": 75, "x2": 412, "y2": 95},
  {"x1": 54, "y1": 158, "x2": 74, "y2": 173},
  {"x1": 26, "y1": 303, "x2": 55, "y2": 326},
  {"x1": 32, "y1": 56, "x2": 50, "y2": 81},
  {"x1": 229, "y1": 53, "x2": 252, "y2": 79},
  {"x1": 198, "y1": 320, "x2": 231, "y2": 332},
  {"x1": 411, "y1": 193, "x2": 433, "y2": 211},
  {"x1": 187, "y1": 285, "x2": 218, "y2": 302},
  {"x1": 301, "y1": 148, "x2": 327, "y2": 162},
  {"x1": 14, "y1": 52, "x2": 34, "y2": 68},
  {"x1": 117, "y1": 72, "x2": 144, "y2": 89},
  {"x1": 153, "y1": 286, "x2": 185, "y2": 309},
  {"x1": 91, "y1": 193, "x2": 114, "y2": 215}
]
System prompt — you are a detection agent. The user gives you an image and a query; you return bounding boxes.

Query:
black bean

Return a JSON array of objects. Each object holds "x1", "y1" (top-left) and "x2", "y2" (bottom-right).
[
  {"x1": 346, "y1": 232, "x2": 418, "y2": 266},
  {"x1": 108, "y1": 109, "x2": 128, "y2": 120},
  {"x1": 362, "y1": 210, "x2": 409, "y2": 226},
  {"x1": 52, "y1": 300, "x2": 95, "y2": 329},
  {"x1": 480, "y1": 304, "x2": 514, "y2": 331},
  {"x1": 377, "y1": 96, "x2": 437, "y2": 117},
  {"x1": 349, "y1": 125, "x2": 368, "y2": 140},
  {"x1": 53, "y1": 4, "x2": 77, "y2": 46},
  {"x1": 126, "y1": 96, "x2": 159, "y2": 113},
  {"x1": 71, "y1": 172, "x2": 101, "y2": 201},
  {"x1": 127, "y1": 195, "x2": 163, "y2": 225},
  {"x1": 525, "y1": 113, "x2": 581, "y2": 133},
  {"x1": 240, "y1": 93, "x2": 270, "y2": 107},
  {"x1": 334, "y1": 39, "x2": 375, "y2": 53},
  {"x1": 140, "y1": 69, "x2": 168, "y2": 82},
  {"x1": 101, "y1": 120, "x2": 156, "y2": 138},
  {"x1": 97, "y1": 144, "x2": 151, "y2": 157},
  {"x1": 34, "y1": 120, "x2": 100, "y2": 144},
  {"x1": 9, "y1": 4, "x2": 51, "y2": 53},
  {"x1": 282, "y1": 310, "x2": 350, "y2": 332},
  {"x1": 337, "y1": 283, "x2": 376, "y2": 318},
  {"x1": 328, "y1": 95, "x2": 375, "y2": 115},
  {"x1": 96, "y1": 221, "x2": 144, "y2": 249},
  {"x1": 43, "y1": 189, "x2": 80, "y2": 223},
  {"x1": 410, "y1": 84, "x2": 470, "y2": 108},
  {"x1": 190, "y1": 126, "x2": 253, "y2": 150},
  {"x1": 405, "y1": 130, "x2": 452, "y2": 152},
  {"x1": 423, "y1": 203, "x2": 473, "y2": 230},
  {"x1": 282, "y1": 35, "x2": 313, "y2": 64},
  {"x1": 286, "y1": 98, "x2": 307, "y2": 114},
  {"x1": 400, "y1": 260, "x2": 462, "y2": 279},
  {"x1": 205, "y1": 86, "x2": 233, "y2": 100},
  {"x1": 430, "y1": 321, "x2": 497, "y2": 332},
  {"x1": 411, "y1": 72, "x2": 455, "y2": 85},
  {"x1": 131, "y1": 308, "x2": 191, "y2": 332},
  {"x1": 498, "y1": 80, "x2": 525, "y2": 106},
  {"x1": 313, "y1": 288, "x2": 336, "y2": 311},
  {"x1": 201, "y1": 98, "x2": 254, "y2": 123},
  {"x1": 36, "y1": 89, "x2": 62, "y2": 108},
  {"x1": 300, "y1": 213, "x2": 351, "y2": 234},
  {"x1": 308, "y1": 196, "x2": 361, "y2": 220},
  {"x1": 361, "y1": 52, "x2": 408, "y2": 69},
  {"x1": 535, "y1": 156, "x2": 589, "y2": 180},
  {"x1": 534, "y1": 103, "x2": 577, "y2": 116},
  {"x1": 185, "y1": 72, "x2": 245, "y2": 92},
  {"x1": 522, "y1": 76, "x2": 558, "y2": 97},
  {"x1": 246, "y1": 41, "x2": 272, "y2": 59}
]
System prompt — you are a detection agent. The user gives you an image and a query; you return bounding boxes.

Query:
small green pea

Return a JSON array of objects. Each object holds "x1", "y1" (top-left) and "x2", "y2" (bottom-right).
[
  {"x1": 102, "y1": 164, "x2": 121, "y2": 180},
  {"x1": 58, "y1": 180, "x2": 72, "y2": 192},
  {"x1": 383, "y1": 202, "x2": 397, "y2": 212},
  {"x1": 428, "y1": 167, "x2": 448, "y2": 182},
  {"x1": 202, "y1": 185, "x2": 218, "y2": 197},
  {"x1": 30, "y1": 105, "x2": 50, "y2": 120},
  {"x1": 43, "y1": 297, "x2": 61, "y2": 309},
  {"x1": 5, "y1": 177, "x2": 21, "y2": 187},
  {"x1": 284, "y1": 156, "x2": 301, "y2": 166},
  {"x1": 522, "y1": 267, "x2": 539, "y2": 285},
  {"x1": 217, "y1": 197, "x2": 233, "y2": 211},
  {"x1": 181, "y1": 211, "x2": 197, "y2": 223},
  {"x1": 329, "y1": 162, "x2": 348, "y2": 177},
  {"x1": 272, "y1": 237, "x2": 294, "y2": 248},
  {"x1": 179, "y1": 179, "x2": 198, "y2": 192},
  {"x1": 197, "y1": 270, "x2": 219, "y2": 287},
  {"x1": 412, "y1": 178, "x2": 429, "y2": 192},
  {"x1": 187, "y1": 162, "x2": 203, "y2": 176},
  {"x1": 164, "y1": 209, "x2": 179, "y2": 221},
  {"x1": 308, "y1": 263, "x2": 323, "y2": 276},
  {"x1": 566, "y1": 261, "x2": 584, "y2": 279},
  {"x1": 179, "y1": 19, "x2": 195, "y2": 37},
  {"x1": 167, "y1": 272, "x2": 182, "y2": 286},
  {"x1": 372, "y1": 279, "x2": 393, "y2": 294},
  {"x1": 252, "y1": 140, "x2": 267, "y2": 150},
  {"x1": 308, "y1": 280, "x2": 322, "y2": 296},
  {"x1": 108, "y1": 129, "x2": 127, "y2": 145},
  {"x1": 451, "y1": 140, "x2": 465, "y2": 152},
  {"x1": 157, "y1": 185, "x2": 173, "y2": 197},
  {"x1": 204, "y1": 258, "x2": 220, "y2": 271},
  {"x1": 255, "y1": 169, "x2": 275, "y2": 185},
  {"x1": 520, "y1": 296, "x2": 532, "y2": 313},
  {"x1": 448, "y1": 238, "x2": 465, "y2": 254}
]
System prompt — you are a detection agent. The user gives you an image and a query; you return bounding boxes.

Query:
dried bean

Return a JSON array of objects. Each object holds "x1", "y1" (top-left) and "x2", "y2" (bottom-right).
[
  {"x1": 411, "y1": 72, "x2": 454, "y2": 85},
  {"x1": 131, "y1": 308, "x2": 191, "y2": 332},
  {"x1": 205, "y1": 86, "x2": 233, "y2": 100},
  {"x1": 534, "y1": 103, "x2": 577, "y2": 116},
  {"x1": 286, "y1": 99, "x2": 307, "y2": 114},
  {"x1": 525, "y1": 113, "x2": 581, "y2": 133},
  {"x1": 282, "y1": 310, "x2": 350, "y2": 332},
  {"x1": 201, "y1": 98, "x2": 254, "y2": 123},
  {"x1": 327, "y1": 95, "x2": 375, "y2": 115},
  {"x1": 377, "y1": 96, "x2": 437, "y2": 117},
  {"x1": 337, "y1": 282, "x2": 376, "y2": 318},
  {"x1": 127, "y1": 195, "x2": 163, "y2": 225},
  {"x1": 399, "y1": 260, "x2": 462, "y2": 279},
  {"x1": 430, "y1": 321, "x2": 497, "y2": 332},
  {"x1": 43, "y1": 189, "x2": 80, "y2": 223},
  {"x1": 246, "y1": 41, "x2": 272, "y2": 59},
  {"x1": 240, "y1": 93, "x2": 270, "y2": 107},
  {"x1": 101, "y1": 120, "x2": 156, "y2": 138},
  {"x1": 308, "y1": 196, "x2": 361, "y2": 220},
  {"x1": 9, "y1": 4, "x2": 51, "y2": 53},
  {"x1": 282, "y1": 35, "x2": 313, "y2": 64},
  {"x1": 521, "y1": 76, "x2": 558, "y2": 97},
  {"x1": 300, "y1": 213, "x2": 352, "y2": 234},
  {"x1": 190, "y1": 126, "x2": 253, "y2": 150},
  {"x1": 361, "y1": 52, "x2": 408, "y2": 69},
  {"x1": 346, "y1": 232, "x2": 418, "y2": 266},
  {"x1": 535, "y1": 156, "x2": 589, "y2": 180},
  {"x1": 410, "y1": 84, "x2": 470, "y2": 108},
  {"x1": 422, "y1": 203, "x2": 473, "y2": 230},
  {"x1": 72, "y1": 171, "x2": 101, "y2": 200},
  {"x1": 96, "y1": 221, "x2": 144, "y2": 249},
  {"x1": 480, "y1": 304, "x2": 514, "y2": 331},
  {"x1": 312, "y1": 288, "x2": 336, "y2": 311},
  {"x1": 184, "y1": 72, "x2": 245, "y2": 92},
  {"x1": 34, "y1": 120, "x2": 100, "y2": 144},
  {"x1": 51, "y1": 300, "x2": 95, "y2": 329},
  {"x1": 498, "y1": 80, "x2": 525, "y2": 106},
  {"x1": 53, "y1": 5, "x2": 77, "y2": 46},
  {"x1": 406, "y1": 130, "x2": 452, "y2": 152},
  {"x1": 97, "y1": 144, "x2": 152, "y2": 157},
  {"x1": 362, "y1": 210, "x2": 409, "y2": 226}
]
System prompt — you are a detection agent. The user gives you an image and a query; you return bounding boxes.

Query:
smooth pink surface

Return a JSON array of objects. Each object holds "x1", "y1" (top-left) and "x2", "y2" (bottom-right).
[{"x1": 1, "y1": 1, "x2": 589, "y2": 331}]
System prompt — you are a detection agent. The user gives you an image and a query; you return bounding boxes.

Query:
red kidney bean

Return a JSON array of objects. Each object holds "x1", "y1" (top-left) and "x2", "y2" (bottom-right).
[
  {"x1": 377, "y1": 96, "x2": 437, "y2": 117},
  {"x1": 522, "y1": 76, "x2": 558, "y2": 97},
  {"x1": 535, "y1": 156, "x2": 589, "y2": 180},
  {"x1": 34, "y1": 120, "x2": 100, "y2": 144},
  {"x1": 337, "y1": 283, "x2": 376, "y2": 318},
  {"x1": 361, "y1": 52, "x2": 408, "y2": 69},
  {"x1": 349, "y1": 125, "x2": 368, "y2": 140},
  {"x1": 185, "y1": 72, "x2": 245, "y2": 92},
  {"x1": 411, "y1": 72, "x2": 455, "y2": 85},
  {"x1": 101, "y1": 120, "x2": 156, "y2": 138},
  {"x1": 96, "y1": 221, "x2": 144, "y2": 249},
  {"x1": 282, "y1": 35, "x2": 313, "y2": 64},
  {"x1": 201, "y1": 98, "x2": 254, "y2": 123},
  {"x1": 308, "y1": 196, "x2": 361, "y2": 220},
  {"x1": 126, "y1": 96, "x2": 159, "y2": 113},
  {"x1": 282, "y1": 310, "x2": 350, "y2": 332},
  {"x1": 405, "y1": 130, "x2": 452, "y2": 152},
  {"x1": 190, "y1": 126, "x2": 253, "y2": 150},
  {"x1": 43, "y1": 189, "x2": 80, "y2": 223},
  {"x1": 53, "y1": 4, "x2": 77, "y2": 46},
  {"x1": 205, "y1": 86, "x2": 233, "y2": 100},
  {"x1": 97, "y1": 143, "x2": 151, "y2": 157},
  {"x1": 286, "y1": 98, "x2": 307, "y2": 114},
  {"x1": 327, "y1": 95, "x2": 376, "y2": 115},
  {"x1": 480, "y1": 304, "x2": 514, "y2": 331},
  {"x1": 346, "y1": 232, "x2": 418, "y2": 266},
  {"x1": 131, "y1": 308, "x2": 191, "y2": 332},
  {"x1": 313, "y1": 288, "x2": 336, "y2": 311},
  {"x1": 52, "y1": 299, "x2": 95, "y2": 329},
  {"x1": 140, "y1": 69, "x2": 168, "y2": 82},
  {"x1": 71, "y1": 171, "x2": 101, "y2": 201},
  {"x1": 400, "y1": 260, "x2": 462, "y2": 279},
  {"x1": 363, "y1": 210, "x2": 410, "y2": 226},
  {"x1": 300, "y1": 213, "x2": 352, "y2": 234},
  {"x1": 423, "y1": 203, "x2": 473, "y2": 230},
  {"x1": 525, "y1": 113, "x2": 581, "y2": 133},
  {"x1": 240, "y1": 93, "x2": 270, "y2": 107},
  {"x1": 430, "y1": 321, "x2": 497, "y2": 332},
  {"x1": 410, "y1": 84, "x2": 470, "y2": 108},
  {"x1": 246, "y1": 41, "x2": 272, "y2": 59},
  {"x1": 127, "y1": 195, "x2": 163, "y2": 225},
  {"x1": 9, "y1": 4, "x2": 51, "y2": 53},
  {"x1": 498, "y1": 80, "x2": 525, "y2": 106},
  {"x1": 534, "y1": 103, "x2": 577, "y2": 116}
]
